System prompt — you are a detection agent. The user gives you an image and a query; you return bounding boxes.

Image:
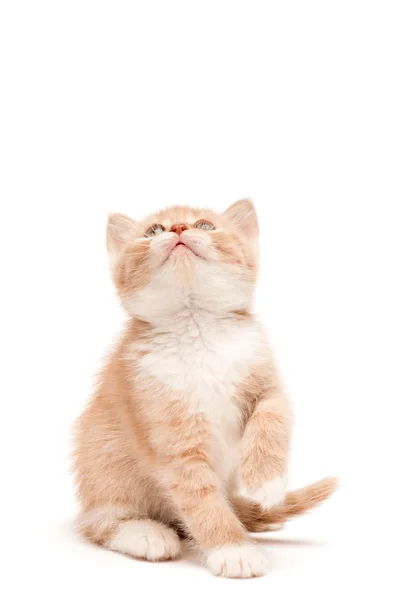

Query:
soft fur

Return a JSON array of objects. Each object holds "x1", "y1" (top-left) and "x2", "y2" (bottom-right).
[{"x1": 73, "y1": 200, "x2": 337, "y2": 578}]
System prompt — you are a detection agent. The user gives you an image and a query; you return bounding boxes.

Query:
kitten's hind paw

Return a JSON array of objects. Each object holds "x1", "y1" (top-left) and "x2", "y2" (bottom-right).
[{"x1": 108, "y1": 519, "x2": 181, "y2": 561}]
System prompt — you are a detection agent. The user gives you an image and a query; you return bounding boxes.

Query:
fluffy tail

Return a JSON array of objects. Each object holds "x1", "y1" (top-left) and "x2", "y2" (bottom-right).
[{"x1": 233, "y1": 476, "x2": 338, "y2": 532}]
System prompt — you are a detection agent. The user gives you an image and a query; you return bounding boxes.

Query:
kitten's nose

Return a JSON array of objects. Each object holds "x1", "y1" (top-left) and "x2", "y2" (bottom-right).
[{"x1": 170, "y1": 223, "x2": 188, "y2": 236}]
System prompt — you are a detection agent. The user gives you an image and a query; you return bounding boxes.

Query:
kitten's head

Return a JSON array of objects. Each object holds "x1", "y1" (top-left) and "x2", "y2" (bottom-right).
[{"x1": 107, "y1": 200, "x2": 259, "y2": 322}]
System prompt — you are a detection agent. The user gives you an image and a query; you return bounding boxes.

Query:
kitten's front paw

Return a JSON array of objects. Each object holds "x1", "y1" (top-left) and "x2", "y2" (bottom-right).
[
  {"x1": 240, "y1": 475, "x2": 287, "y2": 509},
  {"x1": 206, "y1": 543, "x2": 269, "y2": 578}
]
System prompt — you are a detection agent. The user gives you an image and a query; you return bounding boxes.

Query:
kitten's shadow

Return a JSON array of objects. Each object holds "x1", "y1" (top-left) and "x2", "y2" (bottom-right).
[
  {"x1": 254, "y1": 534, "x2": 330, "y2": 571},
  {"x1": 255, "y1": 536, "x2": 328, "y2": 548},
  {"x1": 182, "y1": 535, "x2": 330, "y2": 571},
  {"x1": 56, "y1": 521, "x2": 329, "y2": 572}
]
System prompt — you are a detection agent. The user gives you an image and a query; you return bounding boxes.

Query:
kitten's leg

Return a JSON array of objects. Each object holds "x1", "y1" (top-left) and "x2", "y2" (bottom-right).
[
  {"x1": 77, "y1": 506, "x2": 181, "y2": 561},
  {"x1": 154, "y1": 412, "x2": 269, "y2": 578},
  {"x1": 240, "y1": 392, "x2": 291, "y2": 509}
]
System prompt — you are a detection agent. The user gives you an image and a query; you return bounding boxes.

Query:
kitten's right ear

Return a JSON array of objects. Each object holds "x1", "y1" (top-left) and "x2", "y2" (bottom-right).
[
  {"x1": 223, "y1": 199, "x2": 258, "y2": 237},
  {"x1": 106, "y1": 213, "x2": 138, "y2": 254}
]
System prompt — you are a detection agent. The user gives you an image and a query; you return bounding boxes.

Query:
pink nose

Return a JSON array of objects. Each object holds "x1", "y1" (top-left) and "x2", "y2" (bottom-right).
[{"x1": 170, "y1": 223, "x2": 188, "y2": 236}]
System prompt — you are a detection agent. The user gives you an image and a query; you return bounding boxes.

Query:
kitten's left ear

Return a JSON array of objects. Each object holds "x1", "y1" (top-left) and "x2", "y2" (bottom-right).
[
  {"x1": 106, "y1": 213, "x2": 139, "y2": 254},
  {"x1": 223, "y1": 199, "x2": 258, "y2": 236}
]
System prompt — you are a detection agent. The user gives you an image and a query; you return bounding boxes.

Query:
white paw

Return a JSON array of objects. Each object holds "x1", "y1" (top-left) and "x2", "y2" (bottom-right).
[
  {"x1": 264, "y1": 523, "x2": 284, "y2": 531},
  {"x1": 206, "y1": 543, "x2": 269, "y2": 578},
  {"x1": 108, "y1": 519, "x2": 181, "y2": 561},
  {"x1": 240, "y1": 476, "x2": 287, "y2": 509}
]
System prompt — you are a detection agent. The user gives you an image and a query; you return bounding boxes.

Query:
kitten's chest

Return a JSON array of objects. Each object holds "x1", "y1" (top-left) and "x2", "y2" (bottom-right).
[
  {"x1": 138, "y1": 319, "x2": 261, "y2": 402},
  {"x1": 137, "y1": 320, "x2": 261, "y2": 479}
]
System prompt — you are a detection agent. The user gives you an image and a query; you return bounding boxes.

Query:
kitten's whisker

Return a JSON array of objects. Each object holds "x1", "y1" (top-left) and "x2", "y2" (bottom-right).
[{"x1": 137, "y1": 251, "x2": 153, "y2": 268}]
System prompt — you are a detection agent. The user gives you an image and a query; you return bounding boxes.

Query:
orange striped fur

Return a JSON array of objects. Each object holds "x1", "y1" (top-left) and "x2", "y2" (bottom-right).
[{"x1": 73, "y1": 200, "x2": 337, "y2": 578}]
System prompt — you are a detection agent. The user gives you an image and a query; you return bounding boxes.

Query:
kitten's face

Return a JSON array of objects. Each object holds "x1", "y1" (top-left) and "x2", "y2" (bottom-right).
[{"x1": 107, "y1": 200, "x2": 259, "y2": 321}]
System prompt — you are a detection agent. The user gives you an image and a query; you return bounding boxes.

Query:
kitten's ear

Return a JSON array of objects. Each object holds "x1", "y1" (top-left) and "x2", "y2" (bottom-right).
[
  {"x1": 106, "y1": 213, "x2": 139, "y2": 254},
  {"x1": 223, "y1": 199, "x2": 258, "y2": 236}
]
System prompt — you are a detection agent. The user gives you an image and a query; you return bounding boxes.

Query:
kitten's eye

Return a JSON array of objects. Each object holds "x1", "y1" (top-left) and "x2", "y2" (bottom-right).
[
  {"x1": 145, "y1": 224, "x2": 165, "y2": 237},
  {"x1": 194, "y1": 219, "x2": 215, "y2": 231}
]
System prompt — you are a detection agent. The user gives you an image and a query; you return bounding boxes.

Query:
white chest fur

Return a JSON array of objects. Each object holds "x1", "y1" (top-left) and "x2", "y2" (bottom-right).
[{"x1": 136, "y1": 314, "x2": 264, "y2": 480}]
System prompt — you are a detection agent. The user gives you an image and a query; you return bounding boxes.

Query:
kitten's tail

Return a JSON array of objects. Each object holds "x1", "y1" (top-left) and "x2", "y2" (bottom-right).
[{"x1": 233, "y1": 476, "x2": 338, "y2": 532}]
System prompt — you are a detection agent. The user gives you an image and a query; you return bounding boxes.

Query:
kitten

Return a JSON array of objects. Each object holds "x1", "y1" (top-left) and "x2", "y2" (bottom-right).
[{"x1": 73, "y1": 200, "x2": 337, "y2": 578}]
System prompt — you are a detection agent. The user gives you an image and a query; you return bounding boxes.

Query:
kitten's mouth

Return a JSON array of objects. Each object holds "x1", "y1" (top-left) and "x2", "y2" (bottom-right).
[
  {"x1": 173, "y1": 240, "x2": 191, "y2": 251},
  {"x1": 171, "y1": 241, "x2": 193, "y2": 254},
  {"x1": 169, "y1": 238, "x2": 200, "y2": 258}
]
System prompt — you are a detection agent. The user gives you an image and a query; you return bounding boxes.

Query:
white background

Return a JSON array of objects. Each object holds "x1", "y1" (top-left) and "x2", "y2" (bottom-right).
[{"x1": 1, "y1": 1, "x2": 399, "y2": 598}]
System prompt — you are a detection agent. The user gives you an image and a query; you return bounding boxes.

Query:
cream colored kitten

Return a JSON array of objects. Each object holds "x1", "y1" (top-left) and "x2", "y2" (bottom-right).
[{"x1": 73, "y1": 200, "x2": 336, "y2": 578}]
